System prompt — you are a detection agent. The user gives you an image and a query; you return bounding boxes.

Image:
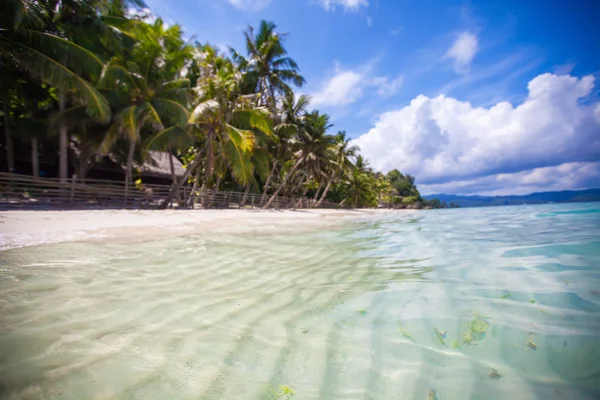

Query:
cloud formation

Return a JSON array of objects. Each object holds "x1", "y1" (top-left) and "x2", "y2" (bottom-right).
[
  {"x1": 353, "y1": 73, "x2": 600, "y2": 195},
  {"x1": 311, "y1": 62, "x2": 403, "y2": 107},
  {"x1": 419, "y1": 162, "x2": 600, "y2": 196},
  {"x1": 317, "y1": 0, "x2": 368, "y2": 12},
  {"x1": 311, "y1": 65, "x2": 365, "y2": 107},
  {"x1": 445, "y1": 31, "x2": 478, "y2": 74}
]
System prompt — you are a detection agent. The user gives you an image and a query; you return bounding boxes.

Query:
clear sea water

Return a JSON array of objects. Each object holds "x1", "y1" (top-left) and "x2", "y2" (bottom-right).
[{"x1": 1, "y1": 203, "x2": 600, "y2": 399}]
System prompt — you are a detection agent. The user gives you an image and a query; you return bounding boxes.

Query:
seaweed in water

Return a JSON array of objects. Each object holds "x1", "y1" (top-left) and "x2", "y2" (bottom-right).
[
  {"x1": 527, "y1": 333, "x2": 537, "y2": 350},
  {"x1": 433, "y1": 327, "x2": 446, "y2": 345},
  {"x1": 452, "y1": 340, "x2": 460, "y2": 348},
  {"x1": 266, "y1": 385, "x2": 295, "y2": 399},
  {"x1": 398, "y1": 323, "x2": 415, "y2": 342},
  {"x1": 463, "y1": 313, "x2": 490, "y2": 345}
]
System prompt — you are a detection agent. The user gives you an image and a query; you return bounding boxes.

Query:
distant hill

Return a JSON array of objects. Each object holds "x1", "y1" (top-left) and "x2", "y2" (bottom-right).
[{"x1": 424, "y1": 189, "x2": 600, "y2": 208}]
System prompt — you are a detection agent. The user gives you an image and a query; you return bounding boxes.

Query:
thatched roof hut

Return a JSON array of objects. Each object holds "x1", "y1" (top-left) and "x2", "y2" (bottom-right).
[{"x1": 138, "y1": 151, "x2": 185, "y2": 179}]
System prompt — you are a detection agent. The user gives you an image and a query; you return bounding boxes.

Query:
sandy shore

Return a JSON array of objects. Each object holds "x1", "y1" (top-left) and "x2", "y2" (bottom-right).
[{"x1": 0, "y1": 208, "x2": 411, "y2": 251}]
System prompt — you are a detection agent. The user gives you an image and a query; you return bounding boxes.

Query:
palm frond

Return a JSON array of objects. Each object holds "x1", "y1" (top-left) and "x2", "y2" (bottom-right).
[
  {"x1": 151, "y1": 97, "x2": 189, "y2": 127},
  {"x1": 19, "y1": 30, "x2": 105, "y2": 79},
  {"x1": 224, "y1": 125, "x2": 255, "y2": 185},
  {"x1": 232, "y1": 108, "x2": 271, "y2": 135},
  {"x1": 140, "y1": 102, "x2": 164, "y2": 131},
  {"x1": 4, "y1": 0, "x2": 45, "y2": 29},
  {"x1": 145, "y1": 125, "x2": 192, "y2": 151},
  {"x1": 3, "y1": 36, "x2": 111, "y2": 122},
  {"x1": 189, "y1": 99, "x2": 220, "y2": 124}
]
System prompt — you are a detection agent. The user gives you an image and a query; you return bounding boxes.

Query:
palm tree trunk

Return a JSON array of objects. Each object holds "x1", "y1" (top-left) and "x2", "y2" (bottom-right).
[
  {"x1": 59, "y1": 90, "x2": 68, "y2": 183},
  {"x1": 187, "y1": 167, "x2": 201, "y2": 208},
  {"x1": 167, "y1": 146, "x2": 179, "y2": 208},
  {"x1": 240, "y1": 184, "x2": 251, "y2": 208},
  {"x1": 264, "y1": 157, "x2": 303, "y2": 209},
  {"x1": 158, "y1": 147, "x2": 206, "y2": 209},
  {"x1": 125, "y1": 140, "x2": 135, "y2": 203},
  {"x1": 260, "y1": 161, "x2": 277, "y2": 206},
  {"x1": 3, "y1": 89, "x2": 14, "y2": 173},
  {"x1": 209, "y1": 175, "x2": 221, "y2": 208},
  {"x1": 295, "y1": 186, "x2": 309, "y2": 208},
  {"x1": 168, "y1": 146, "x2": 176, "y2": 185},
  {"x1": 31, "y1": 137, "x2": 39, "y2": 178},
  {"x1": 315, "y1": 175, "x2": 334, "y2": 208}
]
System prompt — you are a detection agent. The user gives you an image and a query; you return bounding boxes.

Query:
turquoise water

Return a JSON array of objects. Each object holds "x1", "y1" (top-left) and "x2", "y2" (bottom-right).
[{"x1": 1, "y1": 203, "x2": 600, "y2": 399}]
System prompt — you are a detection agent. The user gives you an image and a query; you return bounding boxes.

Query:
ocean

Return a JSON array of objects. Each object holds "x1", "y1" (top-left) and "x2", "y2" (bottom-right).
[{"x1": 1, "y1": 203, "x2": 599, "y2": 399}]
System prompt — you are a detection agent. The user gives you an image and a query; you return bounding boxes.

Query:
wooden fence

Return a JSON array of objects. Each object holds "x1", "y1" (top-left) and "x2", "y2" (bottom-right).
[{"x1": 0, "y1": 173, "x2": 344, "y2": 210}]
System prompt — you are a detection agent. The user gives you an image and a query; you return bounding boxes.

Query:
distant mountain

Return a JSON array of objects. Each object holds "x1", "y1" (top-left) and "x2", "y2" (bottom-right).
[{"x1": 424, "y1": 189, "x2": 600, "y2": 208}]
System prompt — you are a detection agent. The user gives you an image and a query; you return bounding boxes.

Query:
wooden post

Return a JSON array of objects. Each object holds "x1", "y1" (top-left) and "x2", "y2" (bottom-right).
[{"x1": 70, "y1": 174, "x2": 77, "y2": 204}]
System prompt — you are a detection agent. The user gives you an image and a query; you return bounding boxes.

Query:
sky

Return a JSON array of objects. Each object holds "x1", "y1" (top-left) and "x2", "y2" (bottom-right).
[{"x1": 143, "y1": 0, "x2": 600, "y2": 196}]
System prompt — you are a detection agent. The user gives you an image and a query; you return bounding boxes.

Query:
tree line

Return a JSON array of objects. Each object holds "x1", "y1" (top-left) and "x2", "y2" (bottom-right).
[{"x1": 1, "y1": 0, "x2": 443, "y2": 209}]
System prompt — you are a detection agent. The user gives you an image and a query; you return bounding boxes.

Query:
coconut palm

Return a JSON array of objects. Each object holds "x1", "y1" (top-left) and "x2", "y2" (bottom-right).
[
  {"x1": 232, "y1": 20, "x2": 305, "y2": 112},
  {"x1": 315, "y1": 131, "x2": 358, "y2": 207},
  {"x1": 158, "y1": 46, "x2": 271, "y2": 209},
  {"x1": 0, "y1": 0, "x2": 125, "y2": 181},
  {"x1": 259, "y1": 91, "x2": 309, "y2": 205},
  {"x1": 263, "y1": 111, "x2": 333, "y2": 208},
  {"x1": 99, "y1": 18, "x2": 192, "y2": 198}
]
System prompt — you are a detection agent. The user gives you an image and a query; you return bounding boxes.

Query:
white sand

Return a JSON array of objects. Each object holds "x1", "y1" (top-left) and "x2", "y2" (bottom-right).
[{"x1": 0, "y1": 208, "x2": 410, "y2": 251}]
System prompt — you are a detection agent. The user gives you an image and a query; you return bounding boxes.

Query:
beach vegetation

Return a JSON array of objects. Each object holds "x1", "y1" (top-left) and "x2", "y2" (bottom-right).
[{"x1": 0, "y1": 0, "x2": 444, "y2": 208}]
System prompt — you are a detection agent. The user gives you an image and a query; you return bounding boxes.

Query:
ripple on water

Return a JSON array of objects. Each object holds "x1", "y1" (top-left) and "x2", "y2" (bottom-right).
[{"x1": 1, "y1": 203, "x2": 600, "y2": 399}]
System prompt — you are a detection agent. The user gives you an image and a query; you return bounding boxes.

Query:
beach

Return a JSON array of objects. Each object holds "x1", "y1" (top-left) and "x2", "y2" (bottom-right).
[{"x1": 0, "y1": 208, "x2": 409, "y2": 251}]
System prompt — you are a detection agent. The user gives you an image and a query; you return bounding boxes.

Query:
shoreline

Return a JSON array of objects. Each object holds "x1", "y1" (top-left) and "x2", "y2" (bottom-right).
[{"x1": 0, "y1": 208, "x2": 415, "y2": 251}]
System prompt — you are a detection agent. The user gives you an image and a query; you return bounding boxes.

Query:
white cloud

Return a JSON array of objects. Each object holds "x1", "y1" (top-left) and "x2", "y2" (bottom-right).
[
  {"x1": 366, "y1": 17, "x2": 372, "y2": 27},
  {"x1": 419, "y1": 162, "x2": 600, "y2": 196},
  {"x1": 352, "y1": 73, "x2": 600, "y2": 194},
  {"x1": 311, "y1": 64, "x2": 365, "y2": 107},
  {"x1": 317, "y1": 0, "x2": 368, "y2": 12},
  {"x1": 311, "y1": 61, "x2": 403, "y2": 107},
  {"x1": 372, "y1": 75, "x2": 404, "y2": 96},
  {"x1": 225, "y1": 0, "x2": 271, "y2": 11},
  {"x1": 445, "y1": 31, "x2": 478, "y2": 74}
]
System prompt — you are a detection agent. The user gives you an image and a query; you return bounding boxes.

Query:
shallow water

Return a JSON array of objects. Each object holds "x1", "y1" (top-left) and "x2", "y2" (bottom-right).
[{"x1": 1, "y1": 204, "x2": 600, "y2": 399}]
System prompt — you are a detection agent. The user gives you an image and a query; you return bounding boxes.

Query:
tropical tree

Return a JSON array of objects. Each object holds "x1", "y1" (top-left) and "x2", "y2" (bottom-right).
[
  {"x1": 314, "y1": 131, "x2": 357, "y2": 207},
  {"x1": 0, "y1": 0, "x2": 129, "y2": 181},
  {"x1": 99, "y1": 18, "x2": 192, "y2": 197},
  {"x1": 233, "y1": 20, "x2": 305, "y2": 112},
  {"x1": 263, "y1": 110, "x2": 333, "y2": 208},
  {"x1": 158, "y1": 45, "x2": 271, "y2": 209}
]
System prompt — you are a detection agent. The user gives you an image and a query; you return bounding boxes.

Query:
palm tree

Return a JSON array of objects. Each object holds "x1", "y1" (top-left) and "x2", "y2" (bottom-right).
[
  {"x1": 315, "y1": 131, "x2": 358, "y2": 207},
  {"x1": 263, "y1": 111, "x2": 333, "y2": 208},
  {"x1": 99, "y1": 18, "x2": 192, "y2": 198},
  {"x1": 158, "y1": 46, "x2": 271, "y2": 209},
  {"x1": 259, "y1": 91, "x2": 309, "y2": 205},
  {"x1": 232, "y1": 20, "x2": 305, "y2": 112},
  {"x1": 0, "y1": 0, "x2": 125, "y2": 180}
]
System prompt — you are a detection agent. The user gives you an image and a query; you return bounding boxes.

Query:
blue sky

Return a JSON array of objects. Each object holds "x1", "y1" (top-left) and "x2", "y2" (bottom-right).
[{"x1": 143, "y1": 0, "x2": 600, "y2": 195}]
